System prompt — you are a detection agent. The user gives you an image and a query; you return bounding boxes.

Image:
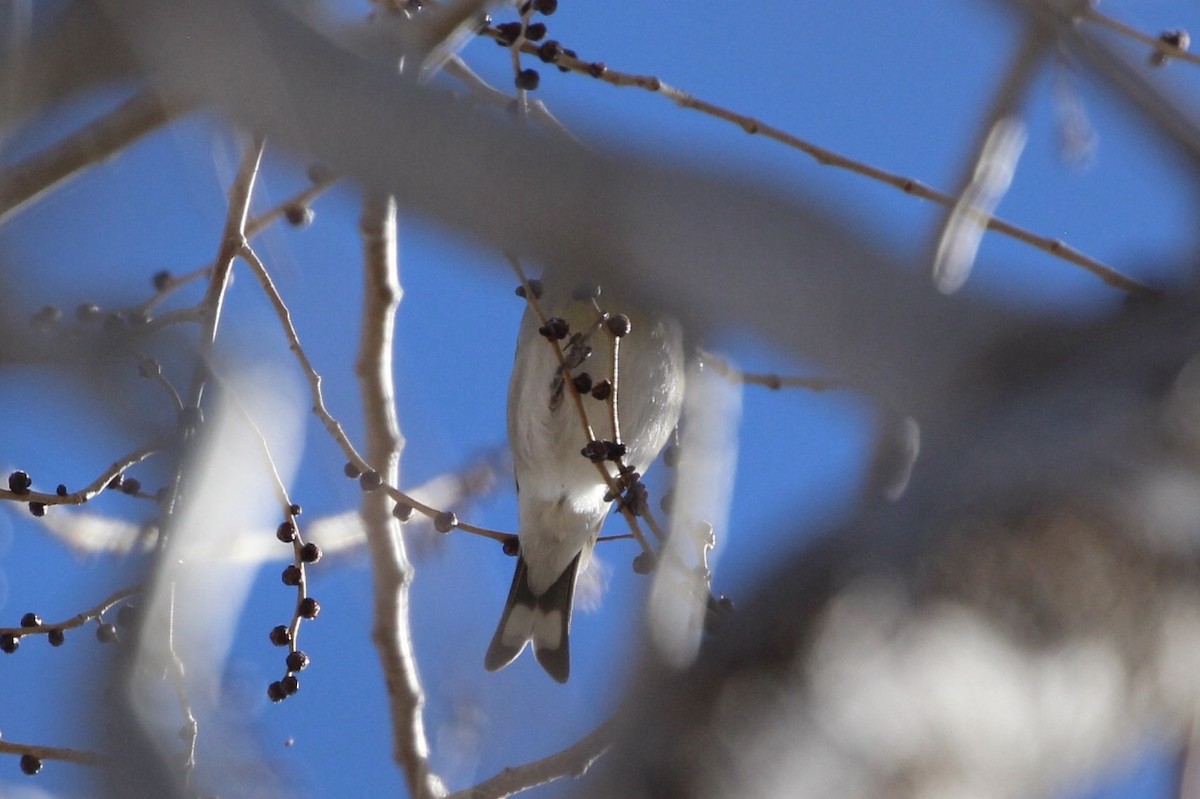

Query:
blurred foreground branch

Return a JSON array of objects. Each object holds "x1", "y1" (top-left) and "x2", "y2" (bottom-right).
[{"x1": 590, "y1": 297, "x2": 1200, "y2": 798}]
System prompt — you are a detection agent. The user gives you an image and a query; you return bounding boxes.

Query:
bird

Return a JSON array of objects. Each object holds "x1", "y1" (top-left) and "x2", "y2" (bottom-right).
[{"x1": 485, "y1": 281, "x2": 685, "y2": 682}]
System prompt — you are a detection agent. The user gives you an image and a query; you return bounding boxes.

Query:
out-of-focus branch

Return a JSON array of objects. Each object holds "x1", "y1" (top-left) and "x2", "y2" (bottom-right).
[
  {"x1": 0, "y1": 2, "x2": 136, "y2": 132},
  {"x1": 587, "y1": 298, "x2": 1200, "y2": 799},
  {"x1": 930, "y1": 27, "x2": 1047, "y2": 293},
  {"x1": 100, "y1": 0, "x2": 1013, "y2": 415},
  {"x1": 0, "y1": 88, "x2": 186, "y2": 223},
  {"x1": 447, "y1": 717, "x2": 616, "y2": 799},
  {"x1": 1081, "y1": 7, "x2": 1200, "y2": 67},
  {"x1": 357, "y1": 193, "x2": 445, "y2": 799}
]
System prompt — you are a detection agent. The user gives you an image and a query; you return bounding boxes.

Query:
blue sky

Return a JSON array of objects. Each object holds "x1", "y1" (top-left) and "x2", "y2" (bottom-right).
[{"x1": 1, "y1": 1, "x2": 1199, "y2": 797}]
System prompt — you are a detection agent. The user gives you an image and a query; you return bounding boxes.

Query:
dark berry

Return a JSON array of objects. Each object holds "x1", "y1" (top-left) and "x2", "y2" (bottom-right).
[
  {"x1": 108, "y1": 475, "x2": 124, "y2": 490},
  {"x1": 28, "y1": 503, "x2": 45, "y2": 518},
  {"x1": 660, "y1": 490, "x2": 674, "y2": 515},
  {"x1": 281, "y1": 674, "x2": 300, "y2": 695},
  {"x1": 286, "y1": 650, "x2": 310, "y2": 672},
  {"x1": 663, "y1": 445, "x2": 680, "y2": 468},
  {"x1": 495, "y1": 21, "x2": 522, "y2": 44},
  {"x1": 1161, "y1": 29, "x2": 1190, "y2": 50},
  {"x1": 284, "y1": 206, "x2": 314, "y2": 227},
  {"x1": 276, "y1": 521, "x2": 297, "y2": 543},
  {"x1": 298, "y1": 597, "x2": 321, "y2": 619},
  {"x1": 392, "y1": 502, "x2": 414, "y2": 522},
  {"x1": 625, "y1": 481, "x2": 649, "y2": 515},
  {"x1": 606, "y1": 314, "x2": 631, "y2": 337},
  {"x1": 1, "y1": 634, "x2": 19, "y2": 654},
  {"x1": 434, "y1": 511, "x2": 458, "y2": 533},
  {"x1": 538, "y1": 318, "x2": 569, "y2": 340},
  {"x1": 632, "y1": 552, "x2": 655, "y2": 574},
  {"x1": 581, "y1": 440, "x2": 607, "y2": 463},
  {"x1": 587, "y1": 62, "x2": 607, "y2": 78},
  {"x1": 152, "y1": 270, "x2": 171, "y2": 292},
  {"x1": 537, "y1": 40, "x2": 563, "y2": 63},
  {"x1": 267, "y1": 680, "x2": 287, "y2": 702},
  {"x1": 20, "y1": 613, "x2": 41, "y2": 629},
  {"x1": 300, "y1": 543, "x2": 322, "y2": 564},
  {"x1": 281, "y1": 565, "x2": 302, "y2": 586},
  {"x1": 359, "y1": 470, "x2": 383, "y2": 491},
  {"x1": 590, "y1": 380, "x2": 612, "y2": 401},
  {"x1": 533, "y1": 0, "x2": 557, "y2": 14},
  {"x1": 137, "y1": 359, "x2": 160, "y2": 379},
  {"x1": 525, "y1": 22, "x2": 547, "y2": 41},
  {"x1": 343, "y1": 462, "x2": 362, "y2": 479},
  {"x1": 269, "y1": 625, "x2": 292, "y2": 647},
  {"x1": 515, "y1": 279, "x2": 544, "y2": 299},
  {"x1": 32, "y1": 305, "x2": 62, "y2": 327},
  {"x1": 56, "y1": 484, "x2": 67, "y2": 497},
  {"x1": 604, "y1": 441, "x2": 627, "y2": 462},
  {"x1": 119, "y1": 478, "x2": 141, "y2": 496},
  {"x1": 47, "y1": 629, "x2": 64, "y2": 647},
  {"x1": 8, "y1": 471, "x2": 31, "y2": 495},
  {"x1": 515, "y1": 68, "x2": 540, "y2": 91},
  {"x1": 289, "y1": 503, "x2": 303, "y2": 516},
  {"x1": 502, "y1": 537, "x2": 519, "y2": 556},
  {"x1": 572, "y1": 372, "x2": 593, "y2": 394},
  {"x1": 96, "y1": 623, "x2": 118, "y2": 644},
  {"x1": 76, "y1": 302, "x2": 102, "y2": 322},
  {"x1": 19, "y1": 754, "x2": 42, "y2": 776}
]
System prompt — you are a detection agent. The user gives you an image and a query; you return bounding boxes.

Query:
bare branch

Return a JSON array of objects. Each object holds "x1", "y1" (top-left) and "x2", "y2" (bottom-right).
[
  {"x1": 448, "y1": 717, "x2": 616, "y2": 799},
  {"x1": 0, "y1": 89, "x2": 186, "y2": 223},
  {"x1": 357, "y1": 193, "x2": 445, "y2": 799}
]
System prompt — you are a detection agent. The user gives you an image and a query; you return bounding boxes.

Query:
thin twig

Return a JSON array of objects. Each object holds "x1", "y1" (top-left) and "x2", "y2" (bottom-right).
[
  {"x1": 699, "y1": 352, "x2": 850, "y2": 393},
  {"x1": 0, "y1": 583, "x2": 142, "y2": 638},
  {"x1": 442, "y1": 55, "x2": 578, "y2": 141},
  {"x1": 357, "y1": 192, "x2": 445, "y2": 799},
  {"x1": 237, "y1": 242, "x2": 510, "y2": 547},
  {"x1": 186, "y1": 136, "x2": 266, "y2": 408},
  {"x1": 0, "y1": 741, "x2": 105, "y2": 767},
  {"x1": 447, "y1": 716, "x2": 616, "y2": 799},
  {"x1": 0, "y1": 441, "x2": 161, "y2": 507},
  {"x1": 136, "y1": 175, "x2": 338, "y2": 315},
  {"x1": 1082, "y1": 7, "x2": 1200, "y2": 67},
  {"x1": 482, "y1": 28, "x2": 1156, "y2": 296}
]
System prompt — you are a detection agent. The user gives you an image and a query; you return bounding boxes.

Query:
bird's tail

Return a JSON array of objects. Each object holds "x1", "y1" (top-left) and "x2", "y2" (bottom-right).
[{"x1": 484, "y1": 552, "x2": 580, "y2": 683}]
